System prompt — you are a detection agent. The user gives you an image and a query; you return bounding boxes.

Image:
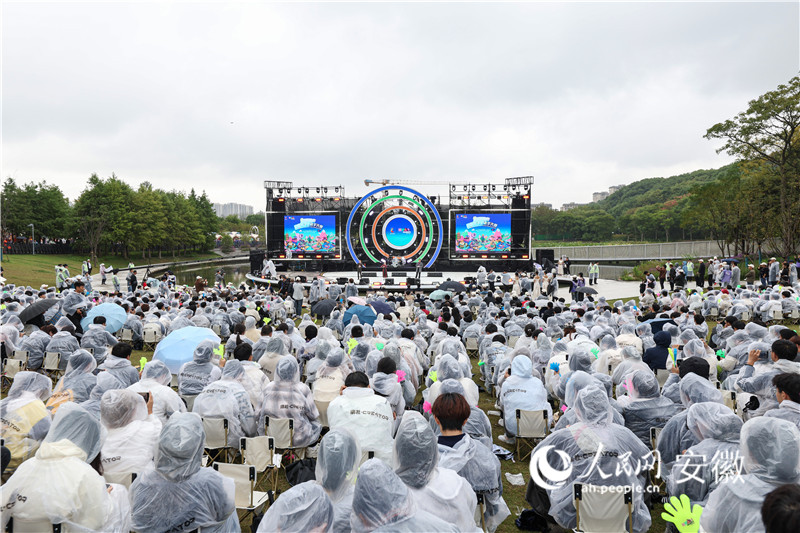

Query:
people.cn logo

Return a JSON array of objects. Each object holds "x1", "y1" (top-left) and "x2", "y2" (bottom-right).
[{"x1": 529, "y1": 445, "x2": 573, "y2": 490}]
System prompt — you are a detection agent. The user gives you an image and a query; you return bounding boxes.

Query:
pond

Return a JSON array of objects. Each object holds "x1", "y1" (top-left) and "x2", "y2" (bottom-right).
[{"x1": 168, "y1": 262, "x2": 252, "y2": 287}]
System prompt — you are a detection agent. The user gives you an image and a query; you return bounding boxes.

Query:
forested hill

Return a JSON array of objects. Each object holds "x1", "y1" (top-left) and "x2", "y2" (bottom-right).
[
  {"x1": 596, "y1": 164, "x2": 736, "y2": 218},
  {"x1": 532, "y1": 163, "x2": 737, "y2": 242}
]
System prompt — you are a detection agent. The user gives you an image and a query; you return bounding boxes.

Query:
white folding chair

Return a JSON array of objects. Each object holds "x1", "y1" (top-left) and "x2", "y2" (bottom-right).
[
  {"x1": 142, "y1": 328, "x2": 159, "y2": 350},
  {"x1": 721, "y1": 390, "x2": 737, "y2": 416},
  {"x1": 2, "y1": 358, "x2": 26, "y2": 390},
  {"x1": 119, "y1": 329, "x2": 134, "y2": 342},
  {"x1": 202, "y1": 417, "x2": 232, "y2": 464},
  {"x1": 508, "y1": 336, "x2": 520, "y2": 348},
  {"x1": 43, "y1": 351, "x2": 61, "y2": 381},
  {"x1": 213, "y1": 463, "x2": 271, "y2": 520},
  {"x1": 465, "y1": 337, "x2": 479, "y2": 357},
  {"x1": 574, "y1": 482, "x2": 633, "y2": 533},
  {"x1": 515, "y1": 409, "x2": 549, "y2": 461},
  {"x1": 772, "y1": 310, "x2": 784, "y2": 323},
  {"x1": 211, "y1": 324, "x2": 222, "y2": 336},
  {"x1": 265, "y1": 416, "x2": 305, "y2": 459},
  {"x1": 170, "y1": 374, "x2": 179, "y2": 390},
  {"x1": 240, "y1": 436, "x2": 280, "y2": 493},
  {"x1": 314, "y1": 399, "x2": 331, "y2": 427},
  {"x1": 180, "y1": 394, "x2": 197, "y2": 412},
  {"x1": 655, "y1": 369, "x2": 670, "y2": 389},
  {"x1": 11, "y1": 350, "x2": 29, "y2": 367}
]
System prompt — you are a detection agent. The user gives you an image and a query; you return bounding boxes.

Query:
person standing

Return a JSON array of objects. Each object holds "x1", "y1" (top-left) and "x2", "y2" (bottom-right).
[
  {"x1": 381, "y1": 259, "x2": 388, "y2": 279},
  {"x1": 99, "y1": 263, "x2": 107, "y2": 285},
  {"x1": 415, "y1": 259, "x2": 423, "y2": 283},
  {"x1": 111, "y1": 269, "x2": 121, "y2": 293},
  {"x1": 769, "y1": 257, "x2": 780, "y2": 287},
  {"x1": 730, "y1": 262, "x2": 741, "y2": 288},
  {"x1": 667, "y1": 264, "x2": 676, "y2": 291},
  {"x1": 356, "y1": 261, "x2": 363, "y2": 280},
  {"x1": 487, "y1": 270, "x2": 496, "y2": 292},
  {"x1": 745, "y1": 264, "x2": 756, "y2": 288},
  {"x1": 686, "y1": 260, "x2": 694, "y2": 284},
  {"x1": 128, "y1": 270, "x2": 138, "y2": 292},
  {"x1": 564, "y1": 256, "x2": 571, "y2": 275},
  {"x1": 292, "y1": 277, "x2": 305, "y2": 317},
  {"x1": 696, "y1": 259, "x2": 706, "y2": 288},
  {"x1": 656, "y1": 265, "x2": 666, "y2": 290}
]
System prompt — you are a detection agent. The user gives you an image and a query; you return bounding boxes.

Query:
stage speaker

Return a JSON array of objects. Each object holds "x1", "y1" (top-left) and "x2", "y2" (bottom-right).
[
  {"x1": 385, "y1": 278, "x2": 394, "y2": 285},
  {"x1": 268, "y1": 200, "x2": 285, "y2": 253},
  {"x1": 249, "y1": 251, "x2": 265, "y2": 275},
  {"x1": 337, "y1": 277, "x2": 349, "y2": 285},
  {"x1": 536, "y1": 249, "x2": 555, "y2": 264},
  {"x1": 511, "y1": 196, "x2": 530, "y2": 247},
  {"x1": 359, "y1": 278, "x2": 369, "y2": 285}
]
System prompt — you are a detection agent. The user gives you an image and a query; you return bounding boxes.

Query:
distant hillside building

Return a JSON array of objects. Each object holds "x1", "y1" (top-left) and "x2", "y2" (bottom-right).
[
  {"x1": 592, "y1": 191, "x2": 609, "y2": 202},
  {"x1": 532, "y1": 202, "x2": 553, "y2": 209},
  {"x1": 608, "y1": 185, "x2": 624, "y2": 194},
  {"x1": 560, "y1": 202, "x2": 585, "y2": 211},
  {"x1": 214, "y1": 202, "x2": 254, "y2": 218}
]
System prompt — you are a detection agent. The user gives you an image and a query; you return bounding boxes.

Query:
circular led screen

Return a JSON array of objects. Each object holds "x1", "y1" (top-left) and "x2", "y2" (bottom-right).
[{"x1": 346, "y1": 186, "x2": 443, "y2": 268}]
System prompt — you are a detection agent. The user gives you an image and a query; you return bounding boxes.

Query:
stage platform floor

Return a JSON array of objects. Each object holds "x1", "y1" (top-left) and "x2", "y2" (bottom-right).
[{"x1": 247, "y1": 270, "x2": 641, "y2": 300}]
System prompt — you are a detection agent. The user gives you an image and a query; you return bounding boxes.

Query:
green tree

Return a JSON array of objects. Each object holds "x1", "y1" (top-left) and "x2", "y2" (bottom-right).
[
  {"x1": 130, "y1": 183, "x2": 167, "y2": 259},
  {"x1": 705, "y1": 75, "x2": 800, "y2": 256},
  {"x1": 1, "y1": 178, "x2": 71, "y2": 238}
]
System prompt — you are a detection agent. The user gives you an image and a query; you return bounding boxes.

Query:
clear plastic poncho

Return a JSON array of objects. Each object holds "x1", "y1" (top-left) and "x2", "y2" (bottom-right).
[
  {"x1": 315, "y1": 428, "x2": 360, "y2": 533},
  {"x1": 500, "y1": 355, "x2": 551, "y2": 434},
  {"x1": 532, "y1": 387, "x2": 652, "y2": 532},
  {"x1": 130, "y1": 412, "x2": 238, "y2": 533},
  {"x1": 701, "y1": 417, "x2": 800, "y2": 533},
  {"x1": 621, "y1": 369, "x2": 679, "y2": 447},
  {"x1": 258, "y1": 481, "x2": 333, "y2": 533},
  {"x1": 0, "y1": 371, "x2": 52, "y2": 473},
  {"x1": 350, "y1": 458, "x2": 459, "y2": 533},
  {"x1": 178, "y1": 340, "x2": 222, "y2": 395}
]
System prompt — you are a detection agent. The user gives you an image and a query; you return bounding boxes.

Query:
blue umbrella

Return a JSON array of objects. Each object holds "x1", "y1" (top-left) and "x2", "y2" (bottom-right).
[
  {"x1": 429, "y1": 290, "x2": 449, "y2": 301},
  {"x1": 80, "y1": 302, "x2": 127, "y2": 333},
  {"x1": 368, "y1": 300, "x2": 394, "y2": 317},
  {"x1": 343, "y1": 305, "x2": 377, "y2": 326},
  {"x1": 153, "y1": 326, "x2": 221, "y2": 374}
]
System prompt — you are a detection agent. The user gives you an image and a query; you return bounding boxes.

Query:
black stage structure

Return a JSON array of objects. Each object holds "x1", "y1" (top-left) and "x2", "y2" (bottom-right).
[{"x1": 258, "y1": 177, "x2": 534, "y2": 274}]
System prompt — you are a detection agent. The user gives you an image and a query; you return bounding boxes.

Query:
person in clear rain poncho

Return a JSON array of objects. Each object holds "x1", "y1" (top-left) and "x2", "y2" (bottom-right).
[
  {"x1": 553, "y1": 371, "x2": 625, "y2": 431},
  {"x1": 192, "y1": 360, "x2": 257, "y2": 448},
  {"x1": 46, "y1": 349, "x2": 97, "y2": 412},
  {"x1": 666, "y1": 402, "x2": 742, "y2": 506},
  {"x1": 528, "y1": 387, "x2": 652, "y2": 533},
  {"x1": 383, "y1": 343, "x2": 416, "y2": 406},
  {"x1": 128, "y1": 360, "x2": 187, "y2": 425},
  {"x1": 314, "y1": 428, "x2": 360, "y2": 533},
  {"x1": 350, "y1": 459, "x2": 459, "y2": 533},
  {"x1": 304, "y1": 338, "x2": 332, "y2": 387},
  {"x1": 258, "y1": 336, "x2": 289, "y2": 382},
  {"x1": 499, "y1": 355, "x2": 551, "y2": 442},
  {"x1": 393, "y1": 411, "x2": 477, "y2": 532},
  {"x1": 18, "y1": 326, "x2": 56, "y2": 371},
  {"x1": 434, "y1": 393, "x2": 509, "y2": 532},
  {"x1": 611, "y1": 345, "x2": 651, "y2": 388},
  {"x1": 44, "y1": 326, "x2": 81, "y2": 370},
  {"x1": 80, "y1": 370, "x2": 126, "y2": 419},
  {"x1": 80, "y1": 317, "x2": 119, "y2": 364},
  {"x1": 100, "y1": 389, "x2": 162, "y2": 479},
  {"x1": 350, "y1": 342, "x2": 370, "y2": 373},
  {"x1": 424, "y1": 353, "x2": 479, "y2": 408},
  {"x1": 177, "y1": 340, "x2": 222, "y2": 396},
  {"x1": 621, "y1": 369, "x2": 680, "y2": 447},
  {"x1": 429, "y1": 379, "x2": 493, "y2": 449},
  {"x1": 0, "y1": 372, "x2": 52, "y2": 474},
  {"x1": 701, "y1": 417, "x2": 800, "y2": 533},
  {"x1": 130, "y1": 412, "x2": 239, "y2": 533},
  {"x1": 1, "y1": 403, "x2": 132, "y2": 532},
  {"x1": 258, "y1": 481, "x2": 333, "y2": 533},
  {"x1": 593, "y1": 334, "x2": 622, "y2": 375},
  {"x1": 656, "y1": 373, "x2": 723, "y2": 477},
  {"x1": 260, "y1": 356, "x2": 321, "y2": 447}
]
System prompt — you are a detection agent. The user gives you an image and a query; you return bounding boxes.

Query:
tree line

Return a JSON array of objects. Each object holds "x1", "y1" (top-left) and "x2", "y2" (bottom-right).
[{"x1": 1, "y1": 174, "x2": 219, "y2": 264}]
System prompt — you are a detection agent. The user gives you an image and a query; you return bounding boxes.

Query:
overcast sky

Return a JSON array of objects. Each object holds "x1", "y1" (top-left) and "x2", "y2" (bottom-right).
[{"x1": 3, "y1": 1, "x2": 798, "y2": 210}]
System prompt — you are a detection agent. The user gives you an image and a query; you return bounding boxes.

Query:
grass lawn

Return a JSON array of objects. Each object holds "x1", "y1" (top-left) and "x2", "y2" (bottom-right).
[{"x1": 0, "y1": 252, "x2": 221, "y2": 288}]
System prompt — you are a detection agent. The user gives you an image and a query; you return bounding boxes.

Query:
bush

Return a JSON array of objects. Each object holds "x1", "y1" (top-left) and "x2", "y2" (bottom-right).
[{"x1": 220, "y1": 235, "x2": 234, "y2": 253}]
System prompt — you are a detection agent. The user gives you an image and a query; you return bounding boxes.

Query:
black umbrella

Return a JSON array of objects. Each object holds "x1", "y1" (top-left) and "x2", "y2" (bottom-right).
[
  {"x1": 369, "y1": 300, "x2": 394, "y2": 316},
  {"x1": 575, "y1": 286, "x2": 598, "y2": 295},
  {"x1": 311, "y1": 299, "x2": 338, "y2": 317},
  {"x1": 18, "y1": 299, "x2": 60, "y2": 324},
  {"x1": 437, "y1": 281, "x2": 467, "y2": 293}
]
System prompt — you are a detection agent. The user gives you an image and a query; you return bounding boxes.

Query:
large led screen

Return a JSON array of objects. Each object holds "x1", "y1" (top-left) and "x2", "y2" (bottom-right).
[
  {"x1": 284, "y1": 215, "x2": 337, "y2": 253},
  {"x1": 454, "y1": 213, "x2": 511, "y2": 253}
]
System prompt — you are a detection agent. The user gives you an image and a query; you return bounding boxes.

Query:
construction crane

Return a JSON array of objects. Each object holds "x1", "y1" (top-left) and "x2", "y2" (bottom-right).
[{"x1": 364, "y1": 178, "x2": 452, "y2": 187}]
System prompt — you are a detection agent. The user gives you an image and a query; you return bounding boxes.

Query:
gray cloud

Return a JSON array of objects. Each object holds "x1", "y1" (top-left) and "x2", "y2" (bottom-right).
[{"x1": 3, "y1": 1, "x2": 798, "y2": 210}]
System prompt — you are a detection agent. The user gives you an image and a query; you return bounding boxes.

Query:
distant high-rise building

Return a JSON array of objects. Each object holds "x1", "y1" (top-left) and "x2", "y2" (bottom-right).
[
  {"x1": 608, "y1": 185, "x2": 624, "y2": 194},
  {"x1": 214, "y1": 202, "x2": 254, "y2": 218},
  {"x1": 592, "y1": 191, "x2": 609, "y2": 202},
  {"x1": 531, "y1": 202, "x2": 553, "y2": 209},
  {"x1": 560, "y1": 202, "x2": 585, "y2": 211}
]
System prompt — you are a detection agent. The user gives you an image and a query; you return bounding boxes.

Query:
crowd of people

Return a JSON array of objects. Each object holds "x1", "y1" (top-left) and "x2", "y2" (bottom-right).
[{"x1": 1, "y1": 257, "x2": 800, "y2": 532}]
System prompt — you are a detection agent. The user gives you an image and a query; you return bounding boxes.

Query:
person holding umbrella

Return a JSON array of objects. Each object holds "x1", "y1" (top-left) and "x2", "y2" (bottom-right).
[{"x1": 80, "y1": 316, "x2": 119, "y2": 365}]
